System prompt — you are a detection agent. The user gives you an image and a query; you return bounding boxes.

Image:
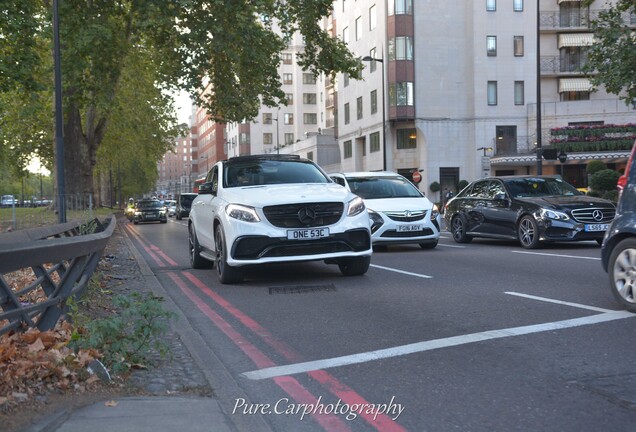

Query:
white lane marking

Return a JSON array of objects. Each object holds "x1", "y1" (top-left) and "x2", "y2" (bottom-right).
[
  {"x1": 437, "y1": 243, "x2": 466, "y2": 248},
  {"x1": 505, "y1": 292, "x2": 614, "y2": 313},
  {"x1": 512, "y1": 250, "x2": 601, "y2": 261},
  {"x1": 241, "y1": 310, "x2": 634, "y2": 380},
  {"x1": 370, "y1": 264, "x2": 433, "y2": 279}
]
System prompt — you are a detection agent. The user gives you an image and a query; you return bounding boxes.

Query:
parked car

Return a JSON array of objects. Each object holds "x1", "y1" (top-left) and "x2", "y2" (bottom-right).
[
  {"x1": 132, "y1": 199, "x2": 168, "y2": 224},
  {"x1": 1, "y1": 195, "x2": 16, "y2": 207},
  {"x1": 175, "y1": 193, "x2": 197, "y2": 220},
  {"x1": 330, "y1": 171, "x2": 441, "y2": 249},
  {"x1": 188, "y1": 154, "x2": 372, "y2": 284},
  {"x1": 444, "y1": 175, "x2": 616, "y2": 249},
  {"x1": 601, "y1": 141, "x2": 636, "y2": 312}
]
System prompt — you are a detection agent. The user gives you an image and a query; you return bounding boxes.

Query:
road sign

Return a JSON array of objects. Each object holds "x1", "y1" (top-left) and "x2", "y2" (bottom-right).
[{"x1": 412, "y1": 171, "x2": 422, "y2": 183}]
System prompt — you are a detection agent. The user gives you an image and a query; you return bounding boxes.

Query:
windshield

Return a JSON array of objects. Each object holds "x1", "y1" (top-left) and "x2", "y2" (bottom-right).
[
  {"x1": 504, "y1": 177, "x2": 582, "y2": 198},
  {"x1": 224, "y1": 160, "x2": 330, "y2": 187},
  {"x1": 346, "y1": 176, "x2": 423, "y2": 199},
  {"x1": 137, "y1": 201, "x2": 163, "y2": 209},
  {"x1": 180, "y1": 195, "x2": 196, "y2": 205}
]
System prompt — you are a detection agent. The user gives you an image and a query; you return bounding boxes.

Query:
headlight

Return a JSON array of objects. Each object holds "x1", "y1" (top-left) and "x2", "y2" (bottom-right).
[
  {"x1": 430, "y1": 205, "x2": 440, "y2": 221},
  {"x1": 539, "y1": 208, "x2": 569, "y2": 221},
  {"x1": 226, "y1": 203, "x2": 260, "y2": 222},
  {"x1": 347, "y1": 196, "x2": 365, "y2": 217},
  {"x1": 134, "y1": 211, "x2": 141, "y2": 216}
]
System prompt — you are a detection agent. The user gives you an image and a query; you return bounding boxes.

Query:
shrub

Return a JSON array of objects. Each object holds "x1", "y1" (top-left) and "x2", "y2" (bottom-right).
[
  {"x1": 589, "y1": 169, "x2": 620, "y2": 193},
  {"x1": 587, "y1": 160, "x2": 607, "y2": 176},
  {"x1": 457, "y1": 180, "x2": 469, "y2": 191},
  {"x1": 429, "y1": 181, "x2": 441, "y2": 193}
]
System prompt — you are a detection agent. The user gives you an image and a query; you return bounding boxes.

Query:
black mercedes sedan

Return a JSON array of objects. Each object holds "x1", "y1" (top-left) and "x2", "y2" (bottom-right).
[
  {"x1": 133, "y1": 199, "x2": 168, "y2": 225},
  {"x1": 444, "y1": 176, "x2": 616, "y2": 249}
]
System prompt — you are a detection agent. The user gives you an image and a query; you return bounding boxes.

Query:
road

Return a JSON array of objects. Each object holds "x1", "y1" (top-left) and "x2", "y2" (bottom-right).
[{"x1": 124, "y1": 217, "x2": 636, "y2": 432}]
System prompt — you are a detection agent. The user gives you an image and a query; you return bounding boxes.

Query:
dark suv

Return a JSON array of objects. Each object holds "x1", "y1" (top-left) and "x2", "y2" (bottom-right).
[
  {"x1": 601, "y1": 141, "x2": 636, "y2": 312},
  {"x1": 175, "y1": 193, "x2": 197, "y2": 220}
]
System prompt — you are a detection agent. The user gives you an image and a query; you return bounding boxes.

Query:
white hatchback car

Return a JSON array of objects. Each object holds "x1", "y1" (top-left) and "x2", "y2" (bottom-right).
[
  {"x1": 188, "y1": 155, "x2": 373, "y2": 284},
  {"x1": 330, "y1": 172, "x2": 442, "y2": 250}
]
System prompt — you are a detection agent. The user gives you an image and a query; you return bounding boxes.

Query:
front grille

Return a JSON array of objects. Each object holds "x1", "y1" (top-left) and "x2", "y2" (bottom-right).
[
  {"x1": 263, "y1": 202, "x2": 344, "y2": 228},
  {"x1": 571, "y1": 207, "x2": 615, "y2": 224},
  {"x1": 232, "y1": 229, "x2": 370, "y2": 259},
  {"x1": 381, "y1": 228, "x2": 435, "y2": 238},
  {"x1": 385, "y1": 210, "x2": 427, "y2": 222}
]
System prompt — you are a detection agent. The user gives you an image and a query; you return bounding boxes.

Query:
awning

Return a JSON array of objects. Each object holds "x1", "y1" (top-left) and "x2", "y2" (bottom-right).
[
  {"x1": 558, "y1": 78, "x2": 593, "y2": 93},
  {"x1": 558, "y1": 33, "x2": 594, "y2": 48}
]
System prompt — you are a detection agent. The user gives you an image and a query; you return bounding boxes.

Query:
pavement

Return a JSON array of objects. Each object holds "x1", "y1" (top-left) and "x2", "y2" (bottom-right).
[{"x1": 21, "y1": 216, "x2": 271, "y2": 432}]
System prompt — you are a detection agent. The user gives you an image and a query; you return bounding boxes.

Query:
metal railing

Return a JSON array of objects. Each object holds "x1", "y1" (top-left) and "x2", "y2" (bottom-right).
[{"x1": 0, "y1": 215, "x2": 115, "y2": 336}]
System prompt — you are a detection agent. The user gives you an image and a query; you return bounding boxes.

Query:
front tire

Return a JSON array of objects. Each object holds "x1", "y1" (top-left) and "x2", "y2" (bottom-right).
[
  {"x1": 189, "y1": 223, "x2": 212, "y2": 269},
  {"x1": 451, "y1": 216, "x2": 472, "y2": 243},
  {"x1": 215, "y1": 225, "x2": 243, "y2": 284},
  {"x1": 518, "y1": 215, "x2": 541, "y2": 249},
  {"x1": 608, "y1": 238, "x2": 636, "y2": 312},
  {"x1": 338, "y1": 256, "x2": 371, "y2": 276}
]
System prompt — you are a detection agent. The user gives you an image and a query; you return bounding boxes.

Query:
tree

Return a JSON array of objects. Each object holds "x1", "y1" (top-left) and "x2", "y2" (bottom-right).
[
  {"x1": 1, "y1": 1, "x2": 363, "y2": 198},
  {"x1": 583, "y1": 0, "x2": 636, "y2": 107}
]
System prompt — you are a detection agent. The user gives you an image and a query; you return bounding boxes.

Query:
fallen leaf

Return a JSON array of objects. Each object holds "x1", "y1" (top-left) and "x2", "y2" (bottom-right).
[{"x1": 105, "y1": 400, "x2": 119, "y2": 407}]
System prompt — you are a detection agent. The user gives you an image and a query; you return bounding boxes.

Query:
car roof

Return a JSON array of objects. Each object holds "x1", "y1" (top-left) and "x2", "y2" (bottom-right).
[
  {"x1": 333, "y1": 171, "x2": 400, "y2": 178},
  {"x1": 481, "y1": 175, "x2": 563, "y2": 180},
  {"x1": 225, "y1": 154, "x2": 303, "y2": 164}
]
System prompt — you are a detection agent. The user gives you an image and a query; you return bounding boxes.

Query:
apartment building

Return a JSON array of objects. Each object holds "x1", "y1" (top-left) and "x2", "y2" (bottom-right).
[
  {"x1": 156, "y1": 130, "x2": 195, "y2": 197},
  {"x1": 333, "y1": 0, "x2": 635, "y2": 198}
]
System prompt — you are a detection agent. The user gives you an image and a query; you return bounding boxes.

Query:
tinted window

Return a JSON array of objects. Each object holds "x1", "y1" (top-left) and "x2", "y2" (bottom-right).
[
  {"x1": 179, "y1": 194, "x2": 197, "y2": 205},
  {"x1": 224, "y1": 160, "x2": 329, "y2": 187},
  {"x1": 468, "y1": 180, "x2": 490, "y2": 198},
  {"x1": 504, "y1": 177, "x2": 581, "y2": 198},
  {"x1": 486, "y1": 180, "x2": 506, "y2": 198}
]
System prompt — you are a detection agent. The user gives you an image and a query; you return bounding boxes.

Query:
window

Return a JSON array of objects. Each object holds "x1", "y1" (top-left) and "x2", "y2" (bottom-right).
[
  {"x1": 283, "y1": 73, "x2": 293, "y2": 84},
  {"x1": 514, "y1": 81, "x2": 524, "y2": 105},
  {"x1": 513, "y1": 0, "x2": 523, "y2": 12},
  {"x1": 370, "y1": 90, "x2": 378, "y2": 114},
  {"x1": 284, "y1": 133, "x2": 294, "y2": 145},
  {"x1": 285, "y1": 93, "x2": 293, "y2": 105},
  {"x1": 369, "y1": 5, "x2": 377, "y2": 30},
  {"x1": 263, "y1": 133, "x2": 273, "y2": 145},
  {"x1": 388, "y1": 0, "x2": 413, "y2": 15},
  {"x1": 357, "y1": 96, "x2": 363, "y2": 120},
  {"x1": 344, "y1": 72, "x2": 350, "y2": 87},
  {"x1": 487, "y1": 81, "x2": 498, "y2": 106},
  {"x1": 303, "y1": 73, "x2": 316, "y2": 84},
  {"x1": 282, "y1": 53, "x2": 293, "y2": 65},
  {"x1": 389, "y1": 36, "x2": 413, "y2": 61},
  {"x1": 307, "y1": 151, "x2": 314, "y2": 161},
  {"x1": 370, "y1": 132, "x2": 380, "y2": 153},
  {"x1": 343, "y1": 26, "x2": 349, "y2": 44},
  {"x1": 262, "y1": 113, "x2": 272, "y2": 124},
  {"x1": 396, "y1": 129, "x2": 417, "y2": 149},
  {"x1": 369, "y1": 47, "x2": 378, "y2": 72},
  {"x1": 284, "y1": 113, "x2": 294, "y2": 125},
  {"x1": 486, "y1": 0, "x2": 496, "y2": 11},
  {"x1": 487, "y1": 36, "x2": 497, "y2": 56},
  {"x1": 355, "y1": 16, "x2": 362, "y2": 41},
  {"x1": 344, "y1": 103, "x2": 350, "y2": 124},
  {"x1": 303, "y1": 93, "x2": 317, "y2": 104},
  {"x1": 389, "y1": 82, "x2": 414, "y2": 106},
  {"x1": 303, "y1": 113, "x2": 317, "y2": 124},
  {"x1": 514, "y1": 36, "x2": 524, "y2": 56},
  {"x1": 344, "y1": 140, "x2": 353, "y2": 158}
]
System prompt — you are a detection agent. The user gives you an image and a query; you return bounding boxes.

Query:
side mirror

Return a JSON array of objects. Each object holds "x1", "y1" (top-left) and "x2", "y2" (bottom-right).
[
  {"x1": 198, "y1": 182, "x2": 213, "y2": 195},
  {"x1": 494, "y1": 193, "x2": 508, "y2": 201}
]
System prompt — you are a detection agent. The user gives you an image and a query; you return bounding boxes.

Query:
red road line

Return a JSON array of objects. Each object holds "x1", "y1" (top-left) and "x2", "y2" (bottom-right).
[
  {"x1": 124, "y1": 225, "x2": 171, "y2": 267},
  {"x1": 167, "y1": 272, "x2": 352, "y2": 432},
  {"x1": 181, "y1": 272, "x2": 406, "y2": 432}
]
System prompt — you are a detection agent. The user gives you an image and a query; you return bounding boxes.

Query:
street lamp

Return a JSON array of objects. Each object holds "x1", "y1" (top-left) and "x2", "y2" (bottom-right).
[
  {"x1": 477, "y1": 147, "x2": 493, "y2": 156},
  {"x1": 536, "y1": 0, "x2": 543, "y2": 175},
  {"x1": 362, "y1": 55, "x2": 387, "y2": 171},
  {"x1": 273, "y1": 115, "x2": 280, "y2": 155}
]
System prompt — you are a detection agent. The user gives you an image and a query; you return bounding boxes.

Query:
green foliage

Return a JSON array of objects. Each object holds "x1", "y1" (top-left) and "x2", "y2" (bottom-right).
[
  {"x1": 589, "y1": 169, "x2": 621, "y2": 192},
  {"x1": 429, "y1": 181, "x2": 441, "y2": 193},
  {"x1": 583, "y1": 0, "x2": 636, "y2": 106},
  {"x1": 69, "y1": 292, "x2": 177, "y2": 375},
  {"x1": 457, "y1": 180, "x2": 469, "y2": 190},
  {"x1": 603, "y1": 189, "x2": 619, "y2": 203},
  {"x1": 587, "y1": 160, "x2": 607, "y2": 175},
  {"x1": 550, "y1": 124, "x2": 636, "y2": 152}
]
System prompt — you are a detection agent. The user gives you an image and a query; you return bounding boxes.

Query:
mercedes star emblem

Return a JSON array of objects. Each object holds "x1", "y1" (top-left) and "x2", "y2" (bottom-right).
[
  {"x1": 592, "y1": 209, "x2": 604, "y2": 221},
  {"x1": 298, "y1": 207, "x2": 316, "y2": 224}
]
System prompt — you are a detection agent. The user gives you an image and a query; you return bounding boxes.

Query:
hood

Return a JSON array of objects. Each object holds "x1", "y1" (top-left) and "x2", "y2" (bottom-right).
[
  {"x1": 364, "y1": 196, "x2": 434, "y2": 212},
  {"x1": 221, "y1": 183, "x2": 355, "y2": 208},
  {"x1": 516, "y1": 195, "x2": 615, "y2": 210}
]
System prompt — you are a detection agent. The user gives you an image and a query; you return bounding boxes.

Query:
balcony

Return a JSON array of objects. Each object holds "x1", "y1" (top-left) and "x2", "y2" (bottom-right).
[{"x1": 540, "y1": 56, "x2": 590, "y2": 76}]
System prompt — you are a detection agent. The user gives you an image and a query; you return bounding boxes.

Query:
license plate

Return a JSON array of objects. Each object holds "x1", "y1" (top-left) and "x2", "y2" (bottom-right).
[
  {"x1": 397, "y1": 224, "x2": 423, "y2": 232},
  {"x1": 287, "y1": 227, "x2": 329, "y2": 240},
  {"x1": 585, "y1": 224, "x2": 608, "y2": 232}
]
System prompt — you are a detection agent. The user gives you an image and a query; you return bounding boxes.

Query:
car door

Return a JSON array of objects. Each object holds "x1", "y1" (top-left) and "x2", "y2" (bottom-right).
[
  {"x1": 463, "y1": 180, "x2": 490, "y2": 233},
  {"x1": 193, "y1": 165, "x2": 219, "y2": 249},
  {"x1": 478, "y1": 180, "x2": 517, "y2": 237}
]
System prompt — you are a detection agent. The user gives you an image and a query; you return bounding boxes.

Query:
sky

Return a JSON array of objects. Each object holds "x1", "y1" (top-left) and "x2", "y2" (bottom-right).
[{"x1": 175, "y1": 90, "x2": 193, "y2": 124}]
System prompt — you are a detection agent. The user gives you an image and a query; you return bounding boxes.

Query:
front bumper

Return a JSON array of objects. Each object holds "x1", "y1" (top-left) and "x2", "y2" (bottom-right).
[{"x1": 538, "y1": 218, "x2": 607, "y2": 242}]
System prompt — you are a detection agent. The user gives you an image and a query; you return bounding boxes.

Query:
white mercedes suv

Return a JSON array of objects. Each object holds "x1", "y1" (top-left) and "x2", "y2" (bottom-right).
[{"x1": 188, "y1": 155, "x2": 373, "y2": 284}]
